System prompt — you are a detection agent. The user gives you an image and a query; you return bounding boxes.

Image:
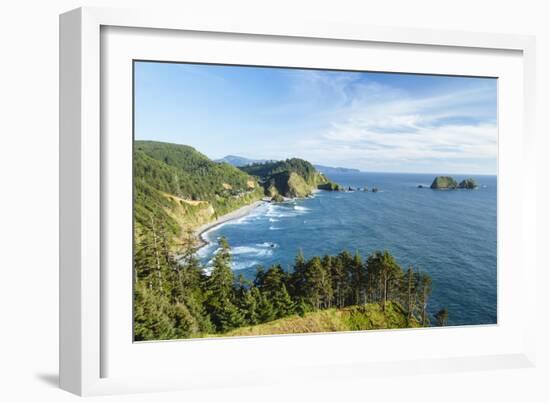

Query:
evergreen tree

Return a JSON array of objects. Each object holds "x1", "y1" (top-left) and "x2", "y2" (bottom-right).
[
  {"x1": 134, "y1": 282, "x2": 176, "y2": 341},
  {"x1": 405, "y1": 266, "x2": 417, "y2": 320},
  {"x1": 290, "y1": 249, "x2": 307, "y2": 297},
  {"x1": 419, "y1": 272, "x2": 433, "y2": 326},
  {"x1": 204, "y1": 237, "x2": 243, "y2": 331},
  {"x1": 239, "y1": 287, "x2": 261, "y2": 325},
  {"x1": 434, "y1": 308, "x2": 449, "y2": 327},
  {"x1": 257, "y1": 293, "x2": 276, "y2": 323},
  {"x1": 350, "y1": 251, "x2": 366, "y2": 305},
  {"x1": 330, "y1": 255, "x2": 347, "y2": 308},
  {"x1": 271, "y1": 284, "x2": 295, "y2": 318},
  {"x1": 366, "y1": 250, "x2": 402, "y2": 310}
]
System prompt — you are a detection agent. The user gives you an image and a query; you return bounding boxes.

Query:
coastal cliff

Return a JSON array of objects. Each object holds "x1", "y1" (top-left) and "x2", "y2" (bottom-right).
[
  {"x1": 134, "y1": 141, "x2": 340, "y2": 250},
  {"x1": 239, "y1": 158, "x2": 340, "y2": 198},
  {"x1": 134, "y1": 141, "x2": 264, "y2": 248}
]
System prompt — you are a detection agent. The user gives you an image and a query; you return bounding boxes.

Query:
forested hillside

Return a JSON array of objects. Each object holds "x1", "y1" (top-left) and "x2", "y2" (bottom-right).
[
  {"x1": 134, "y1": 141, "x2": 264, "y2": 247},
  {"x1": 239, "y1": 158, "x2": 340, "y2": 197},
  {"x1": 134, "y1": 235, "x2": 440, "y2": 340}
]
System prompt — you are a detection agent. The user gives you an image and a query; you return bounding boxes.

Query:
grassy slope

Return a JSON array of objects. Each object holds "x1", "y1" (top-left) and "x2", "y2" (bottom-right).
[{"x1": 223, "y1": 302, "x2": 420, "y2": 337}]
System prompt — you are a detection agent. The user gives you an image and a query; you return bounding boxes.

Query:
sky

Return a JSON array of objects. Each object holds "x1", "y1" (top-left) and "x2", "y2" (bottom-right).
[{"x1": 134, "y1": 61, "x2": 497, "y2": 174}]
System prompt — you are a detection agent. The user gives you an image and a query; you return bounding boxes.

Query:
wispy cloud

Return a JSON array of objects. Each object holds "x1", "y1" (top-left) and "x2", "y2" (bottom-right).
[
  {"x1": 136, "y1": 62, "x2": 497, "y2": 174},
  {"x1": 288, "y1": 73, "x2": 497, "y2": 174}
]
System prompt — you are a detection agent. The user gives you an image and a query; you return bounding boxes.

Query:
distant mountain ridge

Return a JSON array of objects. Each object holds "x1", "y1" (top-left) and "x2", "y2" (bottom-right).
[
  {"x1": 215, "y1": 155, "x2": 270, "y2": 167},
  {"x1": 313, "y1": 164, "x2": 361, "y2": 174},
  {"x1": 216, "y1": 155, "x2": 361, "y2": 174}
]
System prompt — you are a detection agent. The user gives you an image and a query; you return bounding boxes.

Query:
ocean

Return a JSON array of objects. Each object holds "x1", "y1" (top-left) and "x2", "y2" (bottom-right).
[{"x1": 198, "y1": 172, "x2": 497, "y2": 326}]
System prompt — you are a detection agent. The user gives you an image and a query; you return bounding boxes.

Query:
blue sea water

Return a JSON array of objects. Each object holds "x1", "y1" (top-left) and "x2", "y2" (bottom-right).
[{"x1": 198, "y1": 172, "x2": 497, "y2": 326}]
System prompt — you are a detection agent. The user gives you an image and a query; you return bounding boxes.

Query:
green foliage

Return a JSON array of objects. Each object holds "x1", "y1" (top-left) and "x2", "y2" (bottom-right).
[
  {"x1": 430, "y1": 176, "x2": 478, "y2": 190},
  {"x1": 136, "y1": 141, "x2": 256, "y2": 200},
  {"x1": 240, "y1": 158, "x2": 320, "y2": 182},
  {"x1": 430, "y1": 176, "x2": 458, "y2": 189},
  {"x1": 434, "y1": 308, "x2": 449, "y2": 326},
  {"x1": 134, "y1": 232, "x2": 436, "y2": 340},
  {"x1": 203, "y1": 238, "x2": 245, "y2": 332},
  {"x1": 134, "y1": 141, "x2": 264, "y2": 249},
  {"x1": 132, "y1": 141, "x2": 438, "y2": 340},
  {"x1": 458, "y1": 178, "x2": 477, "y2": 189},
  {"x1": 317, "y1": 182, "x2": 341, "y2": 191},
  {"x1": 224, "y1": 302, "x2": 419, "y2": 337},
  {"x1": 239, "y1": 158, "x2": 339, "y2": 197}
]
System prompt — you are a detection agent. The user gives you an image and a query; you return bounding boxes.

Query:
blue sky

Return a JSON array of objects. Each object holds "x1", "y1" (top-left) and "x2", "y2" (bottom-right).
[{"x1": 135, "y1": 61, "x2": 497, "y2": 174}]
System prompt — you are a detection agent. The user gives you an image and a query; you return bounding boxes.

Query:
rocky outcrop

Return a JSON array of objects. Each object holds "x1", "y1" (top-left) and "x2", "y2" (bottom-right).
[
  {"x1": 458, "y1": 178, "x2": 477, "y2": 189},
  {"x1": 430, "y1": 176, "x2": 478, "y2": 190},
  {"x1": 430, "y1": 176, "x2": 458, "y2": 189}
]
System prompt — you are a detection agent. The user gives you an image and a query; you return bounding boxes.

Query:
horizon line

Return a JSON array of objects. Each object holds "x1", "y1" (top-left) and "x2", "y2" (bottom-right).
[{"x1": 134, "y1": 139, "x2": 497, "y2": 177}]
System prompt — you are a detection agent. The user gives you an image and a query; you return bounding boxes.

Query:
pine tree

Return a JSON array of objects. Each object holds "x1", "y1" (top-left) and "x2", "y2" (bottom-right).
[
  {"x1": 204, "y1": 237, "x2": 241, "y2": 332},
  {"x1": 134, "y1": 282, "x2": 176, "y2": 341},
  {"x1": 330, "y1": 255, "x2": 347, "y2": 308},
  {"x1": 257, "y1": 293, "x2": 276, "y2": 323},
  {"x1": 434, "y1": 308, "x2": 449, "y2": 327},
  {"x1": 290, "y1": 249, "x2": 307, "y2": 298},
  {"x1": 405, "y1": 266, "x2": 416, "y2": 320},
  {"x1": 366, "y1": 250, "x2": 402, "y2": 310},
  {"x1": 271, "y1": 284, "x2": 295, "y2": 318},
  {"x1": 240, "y1": 287, "x2": 261, "y2": 325},
  {"x1": 350, "y1": 251, "x2": 366, "y2": 305},
  {"x1": 216, "y1": 300, "x2": 245, "y2": 332},
  {"x1": 419, "y1": 273, "x2": 433, "y2": 326}
]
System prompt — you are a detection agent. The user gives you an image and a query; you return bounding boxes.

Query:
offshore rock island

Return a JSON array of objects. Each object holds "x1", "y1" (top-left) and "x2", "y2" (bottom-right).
[{"x1": 430, "y1": 176, "x2": 478, "y2": 190}]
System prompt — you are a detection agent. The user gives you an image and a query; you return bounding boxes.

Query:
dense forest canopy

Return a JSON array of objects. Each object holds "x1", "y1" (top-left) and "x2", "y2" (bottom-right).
[{"x1": 135, "y1": 141, "x2": 259, "y2": 201}]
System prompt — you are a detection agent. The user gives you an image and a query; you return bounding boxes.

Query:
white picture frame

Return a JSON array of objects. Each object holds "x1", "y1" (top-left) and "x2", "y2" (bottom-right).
[{"x1": 59, "y1": 6, "x2": 537, "y2": 396}]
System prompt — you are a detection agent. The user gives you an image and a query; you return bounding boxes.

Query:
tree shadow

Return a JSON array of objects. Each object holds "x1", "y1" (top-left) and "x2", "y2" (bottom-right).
[{"x1": 35, "y1": 372, "x2": 59, "y2": 388}]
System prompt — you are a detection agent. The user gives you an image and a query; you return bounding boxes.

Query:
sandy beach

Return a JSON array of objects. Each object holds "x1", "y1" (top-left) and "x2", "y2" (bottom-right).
[{"x1": 195, "y1": 200, "x2": 267, "y2": 249}]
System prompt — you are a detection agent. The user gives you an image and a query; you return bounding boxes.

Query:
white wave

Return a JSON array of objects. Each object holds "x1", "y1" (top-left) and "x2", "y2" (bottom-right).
[
  {"x1": 231, "y1": 245, "x2": 274, "y2": 257},
  {"x1": 266, "y1": 205, "x2": 297, "y2": 218},
  {"x1": 232, "y1": 260, "x2": 261, "y2": 271},
  {"x1": 294, "y1": 205, "x2": 310, "y2": 212},
  {"x1": 269, "y1": 218, "x2": 279, "y2": 222},
  {"x1": 269, "y1": 226, "x2": 281, "y2": 230},
  {"x1": 256, "y1": 242, "x2": 278, "y2": 248},
  {"x1": 196, "y1": 245, "x2": 220, "y2": 259}
]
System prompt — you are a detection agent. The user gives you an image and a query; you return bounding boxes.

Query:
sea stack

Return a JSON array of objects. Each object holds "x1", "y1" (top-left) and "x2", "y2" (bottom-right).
[
  {"x1": 430, "y1": 176, "x2": 458, "y2": 189},
  {"x1": 458, "y1": 178, "x2": 478, "y2": 189}
]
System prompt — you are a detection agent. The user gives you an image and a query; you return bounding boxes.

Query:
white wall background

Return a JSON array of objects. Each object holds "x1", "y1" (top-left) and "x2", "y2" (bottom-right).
[{"x1": 0, "y1": 0, "x2": 548, "y2": 401}]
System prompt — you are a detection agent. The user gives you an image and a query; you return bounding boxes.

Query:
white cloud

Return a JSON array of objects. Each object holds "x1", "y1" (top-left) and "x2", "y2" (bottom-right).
[{"x1": 289, "y1": 74, "x2": 497, "y2": 174}]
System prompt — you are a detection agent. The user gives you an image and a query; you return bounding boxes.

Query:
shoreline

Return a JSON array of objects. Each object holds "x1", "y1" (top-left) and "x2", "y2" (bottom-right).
[{"x1": 194, "y1": 200, "x2": 267, "y2": 250}]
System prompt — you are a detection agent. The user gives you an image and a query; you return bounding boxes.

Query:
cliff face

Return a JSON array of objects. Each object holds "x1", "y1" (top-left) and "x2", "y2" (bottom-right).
[
  {"x1": 239, "y1": 158, "x2": 340, "y2": 198},
  {"x1": 265, "y1": 171, "x2": 312, "y2": 198}
]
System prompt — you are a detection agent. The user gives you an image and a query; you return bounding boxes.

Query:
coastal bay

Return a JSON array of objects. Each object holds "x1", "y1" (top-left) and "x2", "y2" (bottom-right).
[
  {"x1": 199, "y1": 171, "x2": 497, "y2": 327},
  {"x1": 194, "y1": 200, "x2": 268, "y2": 249}
]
